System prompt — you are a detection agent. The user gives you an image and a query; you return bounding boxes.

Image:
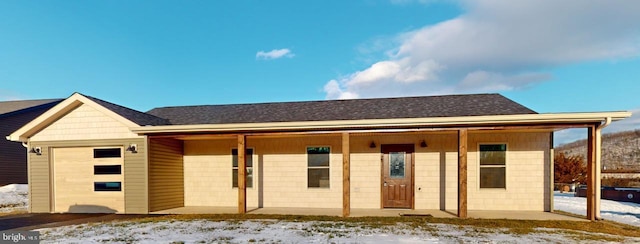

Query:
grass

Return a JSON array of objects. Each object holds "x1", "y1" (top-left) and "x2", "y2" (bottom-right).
[{"x1": 116, "y1": 213, "x2": 640, "y2": 240}]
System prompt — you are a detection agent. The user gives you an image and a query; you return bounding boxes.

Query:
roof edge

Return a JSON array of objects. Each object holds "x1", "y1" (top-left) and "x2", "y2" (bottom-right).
[{"x1": 131, "y1": 111, "x2": 632, "y2": 135}]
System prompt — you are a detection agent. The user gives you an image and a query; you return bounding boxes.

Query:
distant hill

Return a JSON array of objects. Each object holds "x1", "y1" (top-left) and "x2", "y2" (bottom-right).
[{"x1": 556, "y1": 129, "x2": 640, "y2": 172}]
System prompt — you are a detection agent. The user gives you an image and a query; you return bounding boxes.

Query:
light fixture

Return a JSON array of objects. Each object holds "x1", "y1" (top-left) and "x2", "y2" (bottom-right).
[
  {"x1": 126, "y1": 144, "x2": 138, "y2": 153},
  {"x1": 420, "y1": 140, "x2": 427, "y2": 148},
  {"x1": 29, "y1": 147, "x2": 42, "y2": 155},
  {"x1": 369, "y1": 141, "x2": 377, "y2": 148}
]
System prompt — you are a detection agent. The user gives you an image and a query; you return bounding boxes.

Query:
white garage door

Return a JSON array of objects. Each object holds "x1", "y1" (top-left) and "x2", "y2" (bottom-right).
[{"x1": 53, "y1": 147, "x2": 124, "y2": 213}]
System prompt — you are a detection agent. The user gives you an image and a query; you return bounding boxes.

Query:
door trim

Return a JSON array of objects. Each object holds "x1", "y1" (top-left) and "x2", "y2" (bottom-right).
[{"x1": 380, "y1": 144, "x2": 415, "y2": 209}]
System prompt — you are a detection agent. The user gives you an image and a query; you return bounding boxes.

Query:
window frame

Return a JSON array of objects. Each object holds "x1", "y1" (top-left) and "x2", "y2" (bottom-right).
[
  {"x1": 307, "y1": 146, "x2": 331, "y2": 189},
  {"x1": 232, "y1": 148, "x2": 254, "y2": 188},
  {"x1": 477, "y1": 143, "x2": 508, "y2": 189}
]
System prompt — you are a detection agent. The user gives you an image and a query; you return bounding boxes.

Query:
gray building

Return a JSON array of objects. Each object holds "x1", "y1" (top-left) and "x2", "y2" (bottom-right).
[{"x1": 0, "y1": 99, "x2": 61, "y2": 186}]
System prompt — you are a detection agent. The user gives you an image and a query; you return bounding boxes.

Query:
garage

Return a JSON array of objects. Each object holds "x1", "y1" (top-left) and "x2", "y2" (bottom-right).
[{"x1": 52, "y1": 147, "x2": 124, "y2": 213}]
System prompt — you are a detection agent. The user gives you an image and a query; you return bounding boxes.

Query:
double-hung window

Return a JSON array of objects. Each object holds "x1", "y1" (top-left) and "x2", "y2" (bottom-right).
[
  {"x1": 307, "y1": 147, "x2": 330, "y2": 188},
  {"x1": 479, "y1": 144, "x2": 506, "y2": 189},
  {"x1": 232, "y1": 148, "x2": 253, "y2": 188}
]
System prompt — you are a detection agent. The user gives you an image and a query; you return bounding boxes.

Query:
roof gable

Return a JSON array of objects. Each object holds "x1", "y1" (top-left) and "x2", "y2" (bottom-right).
[
  {"x1": 7, "y1": 93, "x2": 167, "y2": 142},
  {"x1": 147, "y1": 94, "x2": 537, "y2": 125}
]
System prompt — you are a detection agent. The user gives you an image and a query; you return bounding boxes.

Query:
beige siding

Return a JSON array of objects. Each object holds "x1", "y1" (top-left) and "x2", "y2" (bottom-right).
[
  {"x1": 28, "y1": 138, "x2": 148, "y2": 213},
  {"x1": 467, "y1": 132, "x2": 550, "y2": 211},
  {"x1": 183, "y1": 139, "x2": 253, "y2": 207},
  {"x1": 31, "y1": 103, "x2": 138, "y2": 141},
  {"x1": 149, "y1": 138, "x2": 184, "y2": 212},
  {"x1": 183, "y1": 135, "x2": 344, "y2": 209},
  {"x1": 180, "y1": 131, "x2": 551, "y2": 212}
]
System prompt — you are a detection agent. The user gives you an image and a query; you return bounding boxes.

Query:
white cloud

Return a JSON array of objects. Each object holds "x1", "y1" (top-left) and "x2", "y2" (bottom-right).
[
  {"x1": 325, "y1": 0, "x2": 640, "y2": 99},
  {"x1": 256, "y1": 48, "x2": 295, "y2": 60}
]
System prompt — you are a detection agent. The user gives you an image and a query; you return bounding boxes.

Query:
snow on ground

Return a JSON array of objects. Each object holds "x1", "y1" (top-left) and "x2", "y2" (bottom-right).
[
  {"x1": 36, "y1": 219, "x2": 635, "y2": 244},
  {"x1": 0, "y1": 184, "x2": 28, "y2": 212},
  {"x1": 3, "y1": 187, "x2": 640, "y2": 243},
  {"x1": 554, "y1": 191, "x2": 640, "y2": 227}
]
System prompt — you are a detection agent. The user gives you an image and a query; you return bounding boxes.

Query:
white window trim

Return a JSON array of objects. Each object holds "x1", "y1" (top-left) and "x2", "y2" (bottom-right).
[
  {"x1": 232, "y1": 147, "x2": 255, "y2": 189},
  {"x1": 477, "y1": 142, "x2": 508, "y2": 190},
  {"x1": 306, "y1": 145, "x2": 331, "y2": 189}
]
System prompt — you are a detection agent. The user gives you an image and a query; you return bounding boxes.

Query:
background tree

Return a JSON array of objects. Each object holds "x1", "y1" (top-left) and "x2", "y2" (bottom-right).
[{"x1": 554, "y1": 152, "x2": 586, "y2": 184}]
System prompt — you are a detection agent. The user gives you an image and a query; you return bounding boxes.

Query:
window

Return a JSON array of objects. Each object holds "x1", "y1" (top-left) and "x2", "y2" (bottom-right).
[
  {"x1": 307, "y1": 147, "x2": 330, "y2": 188},
  {"x1": 479, "y1": 144, "x2": 506, "y2": 189},
  {"x1": 94, "y1": 148, "x2": 121, "y2": 158},
  {"x1": 94, "y1": 182, "x2": 122, "y2": 191},
  {"x1": 232, "y1": 148, "x2": 253, "y2": 188},
  {"x1": 94, "y1": 165, "x2": 122, "y2": 175}
]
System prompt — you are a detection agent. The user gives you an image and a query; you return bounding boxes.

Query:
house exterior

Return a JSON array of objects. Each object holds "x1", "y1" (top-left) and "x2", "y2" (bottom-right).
[
  {"x1": 0, "y1": 99, "x2": 61, "y2": 186},
  {"x1": 7, "y1": 93, "x2": 631, "y2": 220}
]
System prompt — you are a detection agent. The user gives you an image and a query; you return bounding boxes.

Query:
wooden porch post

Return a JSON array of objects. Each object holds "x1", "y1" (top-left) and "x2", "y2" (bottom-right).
[
  {"x1": 238, "y1": 134, "x2": 247, "y2": 214},
  {"x1": 458, "y1": 129, "x2": 468, "y2": 218},
  {"x1": 342, "y1": 132, "x2": 350, "y2": 217},
  {"x1": 586, "y1": 125, "x2": 596, "y2": 221}
]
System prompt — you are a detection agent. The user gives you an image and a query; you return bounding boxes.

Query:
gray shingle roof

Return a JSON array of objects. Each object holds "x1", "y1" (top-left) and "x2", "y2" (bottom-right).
[
  {"x1": 0, "y1": 99, "x2": 62, "y2": 116},
  {"x1": 146, "y1": 94, "x2": 536, "y2": 125},
  {"x1": 84, "y1": 95, "x2": 170, "y2": 126}
]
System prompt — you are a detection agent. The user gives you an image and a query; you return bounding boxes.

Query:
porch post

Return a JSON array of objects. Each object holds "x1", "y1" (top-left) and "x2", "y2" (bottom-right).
[
  {"x1": 458, "y1": 129, "x2": 468, "y2": 218},
  {"x1": 595, "y1": 124, "x2": 603, "y2": 219},
  {"x1": 238, "y1": 134, "x2": 247, "y2": 214},
  {"x1": 342, "y1": 132, "x2": 350, "y2": 217},
  {"x1": 586, "y1": 125, "x2": 596, "y2": 221}
]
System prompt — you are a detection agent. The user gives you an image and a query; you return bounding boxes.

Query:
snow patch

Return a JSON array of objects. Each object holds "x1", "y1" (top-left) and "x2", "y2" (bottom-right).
[{"x1": 0, "y1": 184, "x2": 28, "y2": 212}]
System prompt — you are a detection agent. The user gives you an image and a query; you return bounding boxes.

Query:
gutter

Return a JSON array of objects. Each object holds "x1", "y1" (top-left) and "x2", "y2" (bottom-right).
[
  {"x1": 595, "y1": 117, "x2": 612, "y2": 220},
  {"x1": 130, "y1": 111, "x2": 632, "y2": 135}
]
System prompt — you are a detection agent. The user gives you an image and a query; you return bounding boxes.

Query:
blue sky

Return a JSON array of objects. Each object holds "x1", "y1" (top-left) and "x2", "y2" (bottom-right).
[{"x1": 1, "y1": 0, "x2": 639, "y2": 144}]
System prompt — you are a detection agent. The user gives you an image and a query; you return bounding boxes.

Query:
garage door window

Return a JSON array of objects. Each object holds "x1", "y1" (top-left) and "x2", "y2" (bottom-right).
[
  {"x1": 94, "y1": 165, "x2": 122, "y2": 175},
  {"x1": 94, "y1": 182, "x2": 121, "y2": 191},
  {"x1": 94, "y1": 148, "x2": 121, "y2": 158}
]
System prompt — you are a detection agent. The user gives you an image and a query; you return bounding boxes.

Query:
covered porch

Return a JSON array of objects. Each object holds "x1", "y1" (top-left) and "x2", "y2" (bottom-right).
[{"x1": 135, "y1": 112, "x2": 629, "y2": 221}]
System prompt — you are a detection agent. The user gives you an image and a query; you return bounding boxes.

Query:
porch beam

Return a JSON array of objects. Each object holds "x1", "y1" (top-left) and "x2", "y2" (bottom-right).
[
  {"x1": 237, "y1": 134, "x2": 247, "y2": 214},
  {"x1": 586, "y1": 125, "x2": 597, "y2": 221},
  {"x1": 458, "y1": 128, "x2": 468, "y2": 218},
  {"x1": 342, "y1": 132, "x2": 350, "y2": 217},
  {"x1": 143, "y1": 123, "x2": 599, "y2": 140}
]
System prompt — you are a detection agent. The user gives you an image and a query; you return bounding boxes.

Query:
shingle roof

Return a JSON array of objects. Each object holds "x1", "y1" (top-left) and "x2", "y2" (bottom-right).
[
  {"x1": 0, "y1": 99, "x2": 62, "y2": 116},
  {"x1": 146, "y1": 94, "x2": 537, "y2": 125},
  {"x1": 84, "y1": 95, "x2": 170, "y2": 126}
]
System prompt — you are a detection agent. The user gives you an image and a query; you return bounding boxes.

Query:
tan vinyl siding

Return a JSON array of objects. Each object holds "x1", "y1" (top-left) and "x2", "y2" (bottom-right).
[
  {"x1": 148, "y1": 138, "x2": 184, "y2": 212},
  {"x1": 31, "y1": 103, "x2": 138, "y2": 141},
  {"x1": 467, "y1": 132, "x2": 550, "y2": 211},
  {"x1": 27, "y1": 142, "x2": 51, "y2": 213},
  {"x1": 183, "y1": 135, "x2": 343, "y2": 209},
  {"x1": 28, "y1": 138, "x2": 148, "y2": 213}
]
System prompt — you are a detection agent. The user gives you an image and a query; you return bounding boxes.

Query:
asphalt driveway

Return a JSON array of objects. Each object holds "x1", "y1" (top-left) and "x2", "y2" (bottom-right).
[{"x1": 0, "y1": 213, "x2": 154, "y2": 231}]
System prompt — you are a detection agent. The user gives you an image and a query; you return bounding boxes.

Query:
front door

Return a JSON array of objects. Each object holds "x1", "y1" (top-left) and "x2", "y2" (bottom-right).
[{"x1": 381, "y1": 144, "x2": 414, "y2": 208}]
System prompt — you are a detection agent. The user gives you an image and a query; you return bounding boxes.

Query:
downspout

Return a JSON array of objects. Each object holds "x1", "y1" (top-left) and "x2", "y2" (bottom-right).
[{"x1": 595, "y1": 117, "x2": 611, "y2": 220}]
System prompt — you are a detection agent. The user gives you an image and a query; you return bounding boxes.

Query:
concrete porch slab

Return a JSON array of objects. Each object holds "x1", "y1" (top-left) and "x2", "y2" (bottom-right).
[{"x1": 151, "y1": 207, "x2": 586, "y2": 221}]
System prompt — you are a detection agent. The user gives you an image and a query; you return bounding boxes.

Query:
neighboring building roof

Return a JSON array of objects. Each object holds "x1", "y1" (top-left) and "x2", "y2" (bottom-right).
[
  {"x1": 0, "y1": 99, "x2": 62, "y2": 116},
  {"x1": 85, "y1": 95, "x2": 170, "y2": 126},
  {"x1": 146, "y1": 94, "x2": 537, "y2": 125}
]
